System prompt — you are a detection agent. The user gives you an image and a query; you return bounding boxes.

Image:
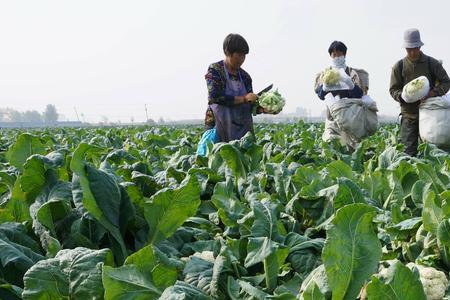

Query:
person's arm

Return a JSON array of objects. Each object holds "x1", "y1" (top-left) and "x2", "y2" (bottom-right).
[
  {"x1": 239, "y1": 69, "x2": 258, "y2": 106},
  {"x1": 204, "y1": 107, "x2": 215, "y2": 129},
  {"x1": 433, "y1": 61, "x2": 450, "y2": 96},
  {"x1": 315, "y1": 84, "x2": 327, "y2": 100},
  {"x1": 255, "y1": 106, "x2": 265, "y2": 114},
  {"x1": 389, "y1": 61, "x2": 404, "y2": 103},
  {"x1": 347, "y1": 84, "x2": 363, "y2": 99},
  {"x1": 205, "y1": 65, "x2": 235, "y2": 106},
  {"x1": 205, "y1": 65, "x2": 256, "y2": 106},
  {"x1": 315, "y1": 80, "x2": 363, "y2": 100}
]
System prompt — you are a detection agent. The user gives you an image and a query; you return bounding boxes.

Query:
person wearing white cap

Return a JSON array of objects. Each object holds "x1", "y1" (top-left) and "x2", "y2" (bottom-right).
[{"x1": 389, "y1": 28, "x2": 450, "y2": 156}]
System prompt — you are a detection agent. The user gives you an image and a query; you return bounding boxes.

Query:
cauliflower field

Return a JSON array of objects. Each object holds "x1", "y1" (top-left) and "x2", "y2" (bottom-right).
[{"x1": 1, "y1": 123, "x2": 450, "y2": 299}]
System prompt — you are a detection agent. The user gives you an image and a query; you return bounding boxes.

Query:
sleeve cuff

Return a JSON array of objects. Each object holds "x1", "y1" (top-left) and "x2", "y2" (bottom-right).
[
  {"x1": 434, "y1": 87, "x2": 445, "y2": 96},
  {"x1": 224, "y1": 95, "x2": 235, "y2": 106}
]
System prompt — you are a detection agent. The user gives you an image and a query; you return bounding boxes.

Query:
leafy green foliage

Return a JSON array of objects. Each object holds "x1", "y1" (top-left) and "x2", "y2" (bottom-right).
[
  {"x1": 22, "y1": 247, "x2": 114, "y2": 299},
  {"x1": 0, "y1": 123, "x2": 448, "y2": 299},
  {"x1": 322, "y1": 204, "x2": 382, "y2": 300},
  {"x1": 366, "y1": 261, "x2": 427, "y2": 300}
]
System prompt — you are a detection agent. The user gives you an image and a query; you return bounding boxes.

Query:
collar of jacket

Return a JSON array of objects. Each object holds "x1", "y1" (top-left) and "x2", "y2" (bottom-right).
[{"x1": 405, "y1": 51, "x2": 428, "y2": 64}]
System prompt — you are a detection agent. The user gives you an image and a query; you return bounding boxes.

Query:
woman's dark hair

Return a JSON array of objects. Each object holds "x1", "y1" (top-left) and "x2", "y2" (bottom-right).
[
  {"x1": 223, "y1": 34, "x2": 249, "y2": 55},
  {"x1": 328, "y1": 41, "x2": 347, "y2": 56}
]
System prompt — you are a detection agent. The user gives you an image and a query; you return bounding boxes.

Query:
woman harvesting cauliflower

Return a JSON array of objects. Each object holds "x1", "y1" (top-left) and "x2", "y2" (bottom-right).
[{"x1": 202, "y1": 33, "x2": 281, "y2": 143}]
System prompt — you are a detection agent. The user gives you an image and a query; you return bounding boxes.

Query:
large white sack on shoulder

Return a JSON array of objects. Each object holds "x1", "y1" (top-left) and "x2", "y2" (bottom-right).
[
  {"x1": 365, "y1": 108, "x2": 378, "y2": 136},
  {"x1": 361, "y1": 95, "x2": 375, "y2": 106},
  {"x1": 323, "y1": 117, "x2": 359, "y2": 148},
  {"x1": 352, "y1": 96, "x2": 378, "y2": 137},
  {"x1": 419, "y1": 97, "x2": 450, "y2": 147},
  {"x1": 419, "y1": 109, "x2": 450, "y2": 147},
  {"x1": 419, "y1": 96, "x2": 450, "y2": 110},
  {"x1": 442, "y1": 91, "x2": 450, "y2": 105},
  {"x1": 329, "y1": 99, "x2": 365, "y2": 139},
  {"x1": 329, "y1": 98, "x2": 378, "y2": 139},
  {"x1": 324, "y1": 92, "x2": 339, "y2": 109},
  {"x1": 322, "y1": 118, "x2": 341, "y2": 142},
  {"x1": 401, "y1": 76, "x2": 430, "y2": 103}
]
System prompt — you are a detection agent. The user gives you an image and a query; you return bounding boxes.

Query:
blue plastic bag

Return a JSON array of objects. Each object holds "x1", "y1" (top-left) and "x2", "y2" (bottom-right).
[{"x1": 196, "y1": 128, "x2": 218, "y2": 156}]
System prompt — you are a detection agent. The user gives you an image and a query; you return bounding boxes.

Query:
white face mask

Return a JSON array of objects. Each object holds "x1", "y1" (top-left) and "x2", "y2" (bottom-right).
[{"x1": 331, "y1": 56, "x2": 346, "y2": 69}]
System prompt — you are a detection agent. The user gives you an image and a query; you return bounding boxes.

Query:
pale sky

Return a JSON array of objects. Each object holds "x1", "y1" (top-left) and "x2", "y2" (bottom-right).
[{"x1": 1, "y1": 0, "x2": 449, "y2": 123}]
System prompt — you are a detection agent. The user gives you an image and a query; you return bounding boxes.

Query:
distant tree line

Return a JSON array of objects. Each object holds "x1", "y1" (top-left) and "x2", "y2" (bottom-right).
[{"x1": 0, "y1": 104, "x2": 58, "y2": 124}]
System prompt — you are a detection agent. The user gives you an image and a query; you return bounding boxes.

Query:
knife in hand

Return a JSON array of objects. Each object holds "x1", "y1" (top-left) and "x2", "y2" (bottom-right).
[{"x1": 256, "y1": 84, "x2": 273, "y2": 96}]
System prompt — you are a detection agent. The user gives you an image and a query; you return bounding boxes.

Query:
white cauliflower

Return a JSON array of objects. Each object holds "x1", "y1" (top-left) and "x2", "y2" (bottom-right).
[
  {"x1": 402, "y1": 76, "x2": 430, "y2": 103},
  {"x1": 257, "y1": 89, "x2": 286, "y2": 114},
  {"x1": 193, "y1": 251, "x2": 215, "y2": 263},
  {"x1": 321, "y1": 68, "x2": 341, "y2": 85},
  {"x1": 321, "y1": 68, "x2": 355, "y2": 92},
  {"x1": 406, "y1": 263, "x2": 448, "y2": 300},
  {"x1": 180, "y1": 251, "x2": 215, "y2": 264},
  {"x1": 359, "y1": 262, "x2": 392, "y2": 300}
]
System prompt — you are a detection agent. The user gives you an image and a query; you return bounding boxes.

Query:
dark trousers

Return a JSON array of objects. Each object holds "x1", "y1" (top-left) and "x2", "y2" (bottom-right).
[{"x1": 400, "y1": 115, "x2": 419, "y2": 156}]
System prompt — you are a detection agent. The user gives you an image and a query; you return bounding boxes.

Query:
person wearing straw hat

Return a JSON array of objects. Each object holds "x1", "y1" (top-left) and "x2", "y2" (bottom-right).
[{"x1": 389, "y1": 28, "x2": 450, "y2": 156}]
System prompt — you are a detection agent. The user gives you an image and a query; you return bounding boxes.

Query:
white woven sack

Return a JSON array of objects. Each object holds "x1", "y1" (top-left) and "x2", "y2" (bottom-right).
[{"x1": 419, "y1": 96, "x2": 450, "y2": 147}]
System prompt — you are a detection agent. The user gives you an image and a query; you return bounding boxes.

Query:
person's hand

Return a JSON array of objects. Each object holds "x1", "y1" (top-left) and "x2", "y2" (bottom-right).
[
  {"x1": 420, "y1": 89, "x2": 437, "y2": 103},
  {"x1": 260, "y1": 107, "x2": 279, "y2": 114},
  {"x1": 427, "y1": 89, "x2": 438, "y2": 98},
  {"x1": 244, "y1": 93, "x2": 258, "y2": 103}
]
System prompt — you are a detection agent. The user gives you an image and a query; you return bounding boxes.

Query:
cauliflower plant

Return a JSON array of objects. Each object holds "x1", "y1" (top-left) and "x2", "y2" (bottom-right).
[{"x1": 406, "y1": 263, "x2": 448, "y2": 300}]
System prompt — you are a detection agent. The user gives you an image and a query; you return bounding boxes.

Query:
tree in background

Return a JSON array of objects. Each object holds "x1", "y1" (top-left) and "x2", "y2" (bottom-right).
[
  {"x1": 0, "y1": 108, "x2": 44, "y2": 123},
  {"x1": 0, "y1": 108, "x2": 21, "y2": 122},
  {"x1": 8, "y1": 109, "x2": 22, "y2": 122},
  {"x1": 43, "y1": 104, "x2": 58, "y2": 124},
  {"x1": 23, "y1": 110, "x2": 43, "y2": 123}
]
